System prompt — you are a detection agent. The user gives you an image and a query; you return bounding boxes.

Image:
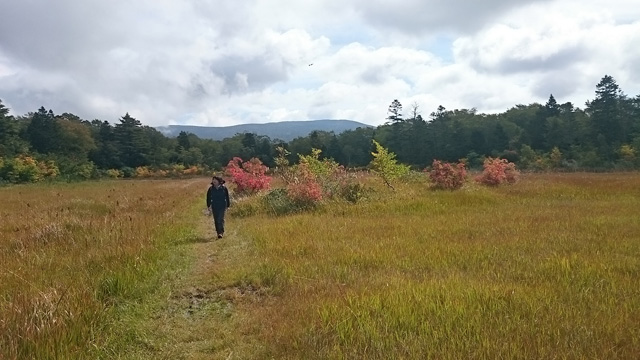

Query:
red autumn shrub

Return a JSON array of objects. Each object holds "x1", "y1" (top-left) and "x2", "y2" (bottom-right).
[
  {"x1": 286, "y1": 163, "x2": 323, "y2": 206},
  {"x1": 428, "y1": 160, "x2": 467, "y2": 190},
  {"x1": 225, "y1": 157, "x2": 271, "y2": 194},
  {"x1": 475, "y1": 157, "x2": 519, "y2": 186}
]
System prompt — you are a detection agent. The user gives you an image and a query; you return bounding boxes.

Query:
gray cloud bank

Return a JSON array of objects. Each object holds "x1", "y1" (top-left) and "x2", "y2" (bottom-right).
[{"x1": 0, "y1": 0, "x2": 638, "y2": 126}]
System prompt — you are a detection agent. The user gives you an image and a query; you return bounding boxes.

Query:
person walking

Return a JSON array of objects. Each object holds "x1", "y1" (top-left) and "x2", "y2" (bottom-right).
[{"x1": 206, "y1": 176, "x2": 231, "y2": 239}]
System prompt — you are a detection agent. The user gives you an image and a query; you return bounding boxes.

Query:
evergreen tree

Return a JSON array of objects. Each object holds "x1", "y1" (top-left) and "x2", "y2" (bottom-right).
[
  {"x1": 309, "y1": 131, "x2": 326, "y2": 153},
  {"x1": 144, "y1": 126, "x2": 172, "y2": 166},
  {"x1": 529, "y1": 95, "x2": 559, "y2": 150},
  {"x1": 386, "y1": 99, "x2": 403, "y2": 123},
  {"x1": 470, "y1": 129, "x2": 488, "y2": 155},
  {"x1": 544, "y1": 94, "x2": 561, "y2": 118},
  {"x1": 90, "y1": 121, "x2": 122, "y2": 169},
  {"x1": 326, "y1": 135, "x2": 344, "y2": 164},
  {"x1": 427, "y1": 105, "x2": 451, "y2": 161},
  {"x1": 338, "y1": 127, "x2": 374, "y2": 166},
  {"x1": 176, "y1": 131, "x2": 191, "y2": 150},
  {"x1": 587, "y1": 75, "x2": 625, "y2": 156},
  {"x1": 114, "y1": 113, "x2": 150, "y2": 168},
  {"x1": 256, "y1": 136, "x2": 274, "y2": 166},
  {"x1": 406, "y1": 115, "x2": 428, "y2": 166},
  {"x1": 492, "y1": 123, "x2": 510, "y2": 152},
  {"x1": 0, "y1": 99, "x2": 28, "y2": 156},
  {"x1": 26, "y1": 107, "x2": 60, "y2": 154}
]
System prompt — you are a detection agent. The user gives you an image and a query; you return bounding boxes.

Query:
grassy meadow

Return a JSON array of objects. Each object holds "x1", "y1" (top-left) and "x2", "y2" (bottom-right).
[
  {"x1": 1, "y1": 173, "x2": 639, "y2": 359},
  {"x1": 0, "y1": 179, "x2": 206, "y2": 359},
  {"x1": 223, "y1": 172, "x2": 640, "y2": 359}
]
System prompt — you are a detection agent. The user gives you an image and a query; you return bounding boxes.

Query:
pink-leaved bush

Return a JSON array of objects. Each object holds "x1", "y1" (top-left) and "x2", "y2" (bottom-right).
[
  {"x1": 428, "y1": 160, "x2": 467, "y2": 190},
  {"x1": 225, "y1": 157, "x2": 271, "y2": 194},
  {"x1": 475, "y1": 157, "x2": 519, "y2": 186},
  {"x1": 286, "y1": 163, "x2": 323, "y2": 206}
]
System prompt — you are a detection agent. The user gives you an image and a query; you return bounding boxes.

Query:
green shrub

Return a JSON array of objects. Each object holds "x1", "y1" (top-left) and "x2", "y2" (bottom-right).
[
  {"x1": 262, "y1": 188, "x2": 302, "y2": 216},
  {"x1": 369, "y1": 140, "x2": 409, "y2": 189},
  {"x1": 0, "y1": 156, "x2": 59, "y2": 184},
  {"x1": 298, "y1": 148, "x2": 339, "y2": 179},
  {"x1": 339, "y1": 181, "x2": 367, "y2": 203},
  {"x1": 73, "y1": 162, "x2": 97, "y2": 180},
  {"x1": 228, "y1": 198, "x2": 261, "y2": 218},
  {"x1": 121, "y1": 167, "x2": 136, "y2": 178},
  {"x1": 105, "y1": 169, "x2": 123, "y2": 179}
]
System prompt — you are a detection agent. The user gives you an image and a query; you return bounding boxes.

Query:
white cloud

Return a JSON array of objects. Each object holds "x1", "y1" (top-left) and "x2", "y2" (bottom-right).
[
  {"x1": 267, "y1": 108, "x2": 305, "y2": 122},
  {"x1": 0, "y1": 0, "x2": 638, "y2": 127},
  {"x1": 451, "y1": 1, "x2": 640, "y2": 104}
]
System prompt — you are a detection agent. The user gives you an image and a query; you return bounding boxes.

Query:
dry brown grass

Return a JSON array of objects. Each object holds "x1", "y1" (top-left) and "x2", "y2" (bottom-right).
[{"x1": 0, "y1": 178, "x2": 207, "y2": 359}]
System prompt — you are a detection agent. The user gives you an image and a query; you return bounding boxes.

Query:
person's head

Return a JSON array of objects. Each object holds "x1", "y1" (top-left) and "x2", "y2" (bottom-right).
[{"x1": 211, "y1": 176, "x2": 224, "y2": 186}]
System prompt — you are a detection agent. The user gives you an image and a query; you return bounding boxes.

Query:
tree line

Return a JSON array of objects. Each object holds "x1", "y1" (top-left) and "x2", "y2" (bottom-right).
[{"x1": 1, "y1": 74, "x2": 639, "y2": 183}]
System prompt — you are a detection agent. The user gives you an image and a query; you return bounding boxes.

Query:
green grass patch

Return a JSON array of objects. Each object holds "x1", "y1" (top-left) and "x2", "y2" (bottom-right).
[{"x1": 230, "y1": 173, "x2": 640, "y2": 359}]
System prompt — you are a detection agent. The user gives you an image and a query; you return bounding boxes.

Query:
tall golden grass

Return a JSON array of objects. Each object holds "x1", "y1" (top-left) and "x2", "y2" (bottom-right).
[
  {"x1": 2, "y1": 173, "x2": 639, "y2": 359},
  {"x1": 228, "y1": 173, "x2": 640, "y2": 359},
  {"x1": 0, "y1": 178, "x2": 207, "y2": 359}
]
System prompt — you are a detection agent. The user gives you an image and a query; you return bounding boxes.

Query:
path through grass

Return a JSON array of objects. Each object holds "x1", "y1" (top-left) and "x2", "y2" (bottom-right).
[{"x1": 3, "y1": 173, "x2": 639, "y2": 359}]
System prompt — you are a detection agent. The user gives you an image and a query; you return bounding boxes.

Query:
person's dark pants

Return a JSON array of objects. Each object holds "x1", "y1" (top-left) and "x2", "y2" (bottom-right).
[{"x1": 212, "y1": 207, "x2": 226, "y2": 235}]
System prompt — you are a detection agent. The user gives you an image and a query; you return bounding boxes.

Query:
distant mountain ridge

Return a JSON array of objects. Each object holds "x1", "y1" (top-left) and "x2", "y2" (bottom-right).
[{"x1": 156, "y1": 119, "x2": 372, "y2": 141}]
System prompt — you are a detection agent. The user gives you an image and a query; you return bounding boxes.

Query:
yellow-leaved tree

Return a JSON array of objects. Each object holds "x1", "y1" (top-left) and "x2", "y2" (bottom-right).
[{"x1": 369, "y1": 140, "x2": 409, "y2": 189}]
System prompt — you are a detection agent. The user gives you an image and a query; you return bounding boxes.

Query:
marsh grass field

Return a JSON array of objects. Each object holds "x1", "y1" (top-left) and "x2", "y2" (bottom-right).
[
  {"x1": 229, "y1": 172, "x2": 640, "y2": 359},
  {"x1": 0, "y1": 179, "x2": 204, "y2": 359},
  {"x1": 1, "y1": 173, "x2": 639, "y2": 359}
]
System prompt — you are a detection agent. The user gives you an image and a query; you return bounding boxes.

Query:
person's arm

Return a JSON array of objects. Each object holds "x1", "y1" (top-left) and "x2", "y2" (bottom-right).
[
  {"x1": 206, "y1": 187, "x2": 212, "y2": 209},
  {"x1": 225, "y1": 187, "x2": 231, "y2": 208}
]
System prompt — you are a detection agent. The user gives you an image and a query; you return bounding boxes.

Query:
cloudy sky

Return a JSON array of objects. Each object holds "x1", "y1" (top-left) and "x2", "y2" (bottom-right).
[{"x1": 0, "y1": 0, "x2": 639, "y2": 127}]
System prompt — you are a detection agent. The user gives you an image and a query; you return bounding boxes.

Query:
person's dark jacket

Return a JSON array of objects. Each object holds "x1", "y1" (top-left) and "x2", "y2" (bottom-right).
[{"x1": 207, "y1": 185, "x2": 231, "y2": 210}]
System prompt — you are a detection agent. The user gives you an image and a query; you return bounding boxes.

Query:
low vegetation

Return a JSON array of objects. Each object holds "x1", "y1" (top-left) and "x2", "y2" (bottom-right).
[
  {"x1": 2, "y1": 146, "x2": 639, "y2": 359},
  {"x1": 475, "y1": 157, "x2": 520, "y2": 186},
  {"x1": 0, "y1": 179, "x2": 205, "y2": 359},
  {"x1": 226, "y1": 172, "x2": 640, "y2": 358},
  {"x1": 428, "y1": 159, "x2": 467, "y2": 190}
]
